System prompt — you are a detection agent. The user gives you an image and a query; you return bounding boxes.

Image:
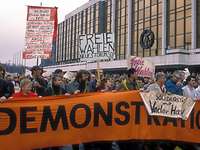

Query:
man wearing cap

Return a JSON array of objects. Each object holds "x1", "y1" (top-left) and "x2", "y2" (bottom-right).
[
  {"x1": 31, "y1": 66, "x2": 48, "y2": 96},
  {"x1": 165, "y1": 70, "x2": 183, "y2": 95}
]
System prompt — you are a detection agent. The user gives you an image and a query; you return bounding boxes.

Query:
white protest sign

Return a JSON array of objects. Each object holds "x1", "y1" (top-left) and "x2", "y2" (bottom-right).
[
  {"x1": 128, "y1": 56, "x2": 155, "y2": 78},
  {"x1": 23, "y1": 6, "x2": 57, "y2": 59},
  {"x1": 79, "y1": 33, "x2": 115, "y2": 62},
  {"x1": 140, "y1": 91, "x2": 195, "y2": 120}
]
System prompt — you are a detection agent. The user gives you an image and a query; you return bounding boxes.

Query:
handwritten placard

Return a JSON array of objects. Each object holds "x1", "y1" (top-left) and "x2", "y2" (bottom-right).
[
  {"x1": 79, "y1": 33, "x2": 115, "y2": 61},
  {"x1": 23, "y1": 6, "x2": 57, "y2": 59},
  {"x1": 128, "y1": 56, "x2": 155, "y2": 78},
  {"x1": 140, "y1": 91, "x2": 195, "y2": 120}
]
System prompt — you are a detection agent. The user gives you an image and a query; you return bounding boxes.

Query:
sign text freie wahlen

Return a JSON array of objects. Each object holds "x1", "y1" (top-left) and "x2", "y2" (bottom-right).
[{"x1": 79, "y1": 33, "x2": 115, "y2": 61}]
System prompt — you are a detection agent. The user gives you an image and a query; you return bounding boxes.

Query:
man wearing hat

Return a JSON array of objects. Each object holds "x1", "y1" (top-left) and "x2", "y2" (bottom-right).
[{"x1": 31, "y1": 66, "x2": 48, "y2": 96}]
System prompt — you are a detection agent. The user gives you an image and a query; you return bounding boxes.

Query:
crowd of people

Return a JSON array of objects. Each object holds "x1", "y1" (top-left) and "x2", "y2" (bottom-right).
[{"x1": 0, "y1": 65, "x2": 200, "y2": 150}]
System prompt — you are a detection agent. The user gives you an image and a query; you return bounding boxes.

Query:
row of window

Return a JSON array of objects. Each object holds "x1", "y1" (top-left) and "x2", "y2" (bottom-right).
[{"x1": 56, "y1": 0, "x2": 195, "y2": 64}]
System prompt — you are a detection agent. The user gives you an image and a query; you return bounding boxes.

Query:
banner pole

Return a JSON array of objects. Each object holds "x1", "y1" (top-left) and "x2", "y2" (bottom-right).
[{"x1": 36, "y1": 57, "x2": 39, "y2": 66}]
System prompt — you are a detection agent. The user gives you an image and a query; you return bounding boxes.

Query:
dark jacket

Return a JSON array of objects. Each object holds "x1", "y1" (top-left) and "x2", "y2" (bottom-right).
[
  {"x1": 32, "y1": 77, "x2": 48, "y2": 96},
  {"x1": 66, "y1": 80, "x2": 90, "y2": 94},
  {"x1": 6, "y1": 81, "x2": 14, "y2": 97},
  {"x1": 46, "y1": 84, "x2": 65, "y2": 96},
  {"x1": 0, "y1": 79, "x2": 10, "y2": 98}
]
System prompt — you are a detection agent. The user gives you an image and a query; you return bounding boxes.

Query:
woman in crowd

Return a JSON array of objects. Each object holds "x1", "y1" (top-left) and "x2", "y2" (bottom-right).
[
  {"x1": 12, "y1": 78, "x2": 37, "y2": 98},
  {"x1": 46, "y1": 75, "x2": 66, "y2": 96}
]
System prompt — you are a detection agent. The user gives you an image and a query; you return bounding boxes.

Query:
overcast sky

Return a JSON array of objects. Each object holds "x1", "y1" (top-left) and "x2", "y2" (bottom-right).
[{"x1": 0, "y1": 0, "x2": 88, "y2": 66}]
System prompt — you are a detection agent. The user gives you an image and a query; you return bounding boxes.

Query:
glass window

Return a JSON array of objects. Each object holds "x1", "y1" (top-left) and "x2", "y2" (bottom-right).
[
  {"x1": 186, "y1": 0, "x2": 191, "y2": 5},
  {"x1": 139, "y1": 0, "x2": 144, "y2": 10},
  {"x1": 169, "y1": 36, "x2": 175, "y2": 48},
  {"x1": 176, "y1": 0, "x2": 184, "y2": 8},
  {"x1": 145, "y1": 7, "x2": 150, "y2": 18},
  {"x1": 170, "y1": 22, "x2": 175, "y2": 36},
  {"x1": 186, "y1": 17, "x2": 191, "y2": 33},
  {"x1": 176, "y1": 19, "x2": 184, "y2": 34},
  {"x1": 170, "y1": 0, "x2": 175, "y2": 10},
  {"x1": 145, "y1": 0, "x2": 150, "y2": 8},
  {"x1": 176, "y1": 35, "x2": 184, "y2": 47}
]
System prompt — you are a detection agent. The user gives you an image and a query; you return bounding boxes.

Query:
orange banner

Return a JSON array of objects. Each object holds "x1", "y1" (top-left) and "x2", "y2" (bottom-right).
[{"x1": 0, "y1": 91, "x2": 200, "y2": 150}]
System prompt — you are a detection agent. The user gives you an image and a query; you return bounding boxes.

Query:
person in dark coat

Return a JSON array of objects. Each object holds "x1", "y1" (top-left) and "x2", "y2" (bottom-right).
[
  {"x1": 0, "y1": 66, "x2": 11, "y2": 102},
  {"x1": 31, "y1": 66, "x2": 48, "y2": 96},
  {"x1": 46, "y1": 75, "x2": 66, "y2": 96},
  {"x1": 5, "y1": 75, "x2": 15, "y2": 97}
]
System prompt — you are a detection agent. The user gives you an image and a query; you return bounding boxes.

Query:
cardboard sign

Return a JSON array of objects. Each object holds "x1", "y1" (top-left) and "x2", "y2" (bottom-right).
[
  {"x1": 23, "y1": 6, "x2": 57, "y2": 59},
  {"x1": 140, "y1": 91, "x2": 195, "y2": 120},
  {"x1": 128, "y1": 56, "x2": 155, "y2": 78},
  {"x1": 79, "y1": 33, "x2": 115, "y2": 61}
]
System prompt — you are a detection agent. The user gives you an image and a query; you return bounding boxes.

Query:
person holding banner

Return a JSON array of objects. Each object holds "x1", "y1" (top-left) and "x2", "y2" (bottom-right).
[
  {"x1": 182, "y1": 75, "x2": 198, "y2": 100},
  {"x1": 146, "y1": 72, "x2": 166, "y2": 93},
  {"x1": 69, "y1": 70, "x2": 91, "y2": 150},
  {"x1": 68, "y1": 70, "x2": 91, "y2": 95},
  {"x1": 0, "y1": 66, "x2": 13, "y2": 102},
  {"x1": 165, "y1": 71, "x2": 183, "y2": 95},
  {"x1": 46, "y1": 75, "x2": 66, "y2": 96},
  {"x1": 121, "y1": 68, "x2": 139, "y2": 91},
  {"x1": 31, "y1": 66, "x2": 48, "y2": 96},
  {"x1": 12, "y1": 78, "x2": 37, "y2": 98},
  {"x1": 69, "y1": 70, "x2": 113, "y2": 150}
]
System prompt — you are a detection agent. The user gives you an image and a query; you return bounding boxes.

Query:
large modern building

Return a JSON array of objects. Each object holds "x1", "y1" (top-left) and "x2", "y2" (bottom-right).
[{"x1": 43, "y1": 0, "x2": 200, "y2": 72}]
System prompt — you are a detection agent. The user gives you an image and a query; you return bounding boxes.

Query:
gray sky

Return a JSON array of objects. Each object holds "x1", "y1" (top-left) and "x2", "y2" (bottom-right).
[{"x1": 0, "y1": 0, "x2": 88, "y2": 66}]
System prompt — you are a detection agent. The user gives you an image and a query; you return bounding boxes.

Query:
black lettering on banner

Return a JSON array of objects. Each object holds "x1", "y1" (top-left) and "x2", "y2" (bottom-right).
[
  {"x1": 20, "y1": 107, "x2": 37, "y2": 133},
  {"x1": 196, "y1": 110, "x2": 200, "y2": 129},
  {"x1": 190, "y1": 110, "x2": 195, "y2": 129},
  {"x1": 163, "y1": 117, "x2": 177, "y2": 127},
  {"x1": 94, "y1": 102, "x2": 113, "y2": 127},
  {"x1": 0, "y1": 108, "x2": 16, "y2": 135},
  {"x1": 40, "y1": 105, "x2": 68, "y2": 132},
  {"x1": 115, "y1": 101, "x2": 130, "y2": 126},
  {"x1": 131, "y1": 102, "x2": 143, "y2": 124},
  {"x1": 147, "y1": 116, "x2": 161, "y2": 126},
  {"x1": 70, "y1": 104, "x2": 91, "y2": 128}
]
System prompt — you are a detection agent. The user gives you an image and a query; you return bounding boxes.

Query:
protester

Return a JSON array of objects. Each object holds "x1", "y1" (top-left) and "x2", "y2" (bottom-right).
[
  {"x1": 3, "y1": 66, "x2": 200, "y2": 150},
  {"x1": 5, "y1": 74, "x2": 15, "y2": 96},
  {"x1": 195, "y1": 76, "x2": 200, "y2": 98},
  {"x1": 12, "y1": 78, "x2": 37, "y2": 98},
  {"x1": 89, "y1": 74, "x2": 97, "y2": 92},
  {"x1": 54, "y1": 69, "x2": 65, "y2": 78},
  {"x1": 182, "y1": 75, "x2": 198, "y2": 100},
  {"x1": 143, "y1": 76, "x2": 151, "y2": 90},
  {"x1": 0, "y1": 66, "x2": 12, "y2": 102},
  {"x1": 146, "y1": 72, "x2": 166, "y2": 93},
  {"x1": 69, "y1": 70, "x2": 91, "y2": 150},
  {"x1": 165, "y1": 70, "x2": 183, "y2": 95},
  {"x1": 68, "y1": 70, "x2": 91, "y2": 95},
  {"x1": 121, "y1": 68, "x2": 139, "y2": 91},
  {"x1": 46, "y1": 75, "x2": 66, "y2": 96},
  {"x1": 31, "y1": 66, "x2": 48, "y2": 96}
]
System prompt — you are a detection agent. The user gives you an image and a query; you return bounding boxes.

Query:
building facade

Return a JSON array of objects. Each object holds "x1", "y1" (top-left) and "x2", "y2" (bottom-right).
[{"x1": 44, "y1": 0, "x2": 200, "y2": 72}]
